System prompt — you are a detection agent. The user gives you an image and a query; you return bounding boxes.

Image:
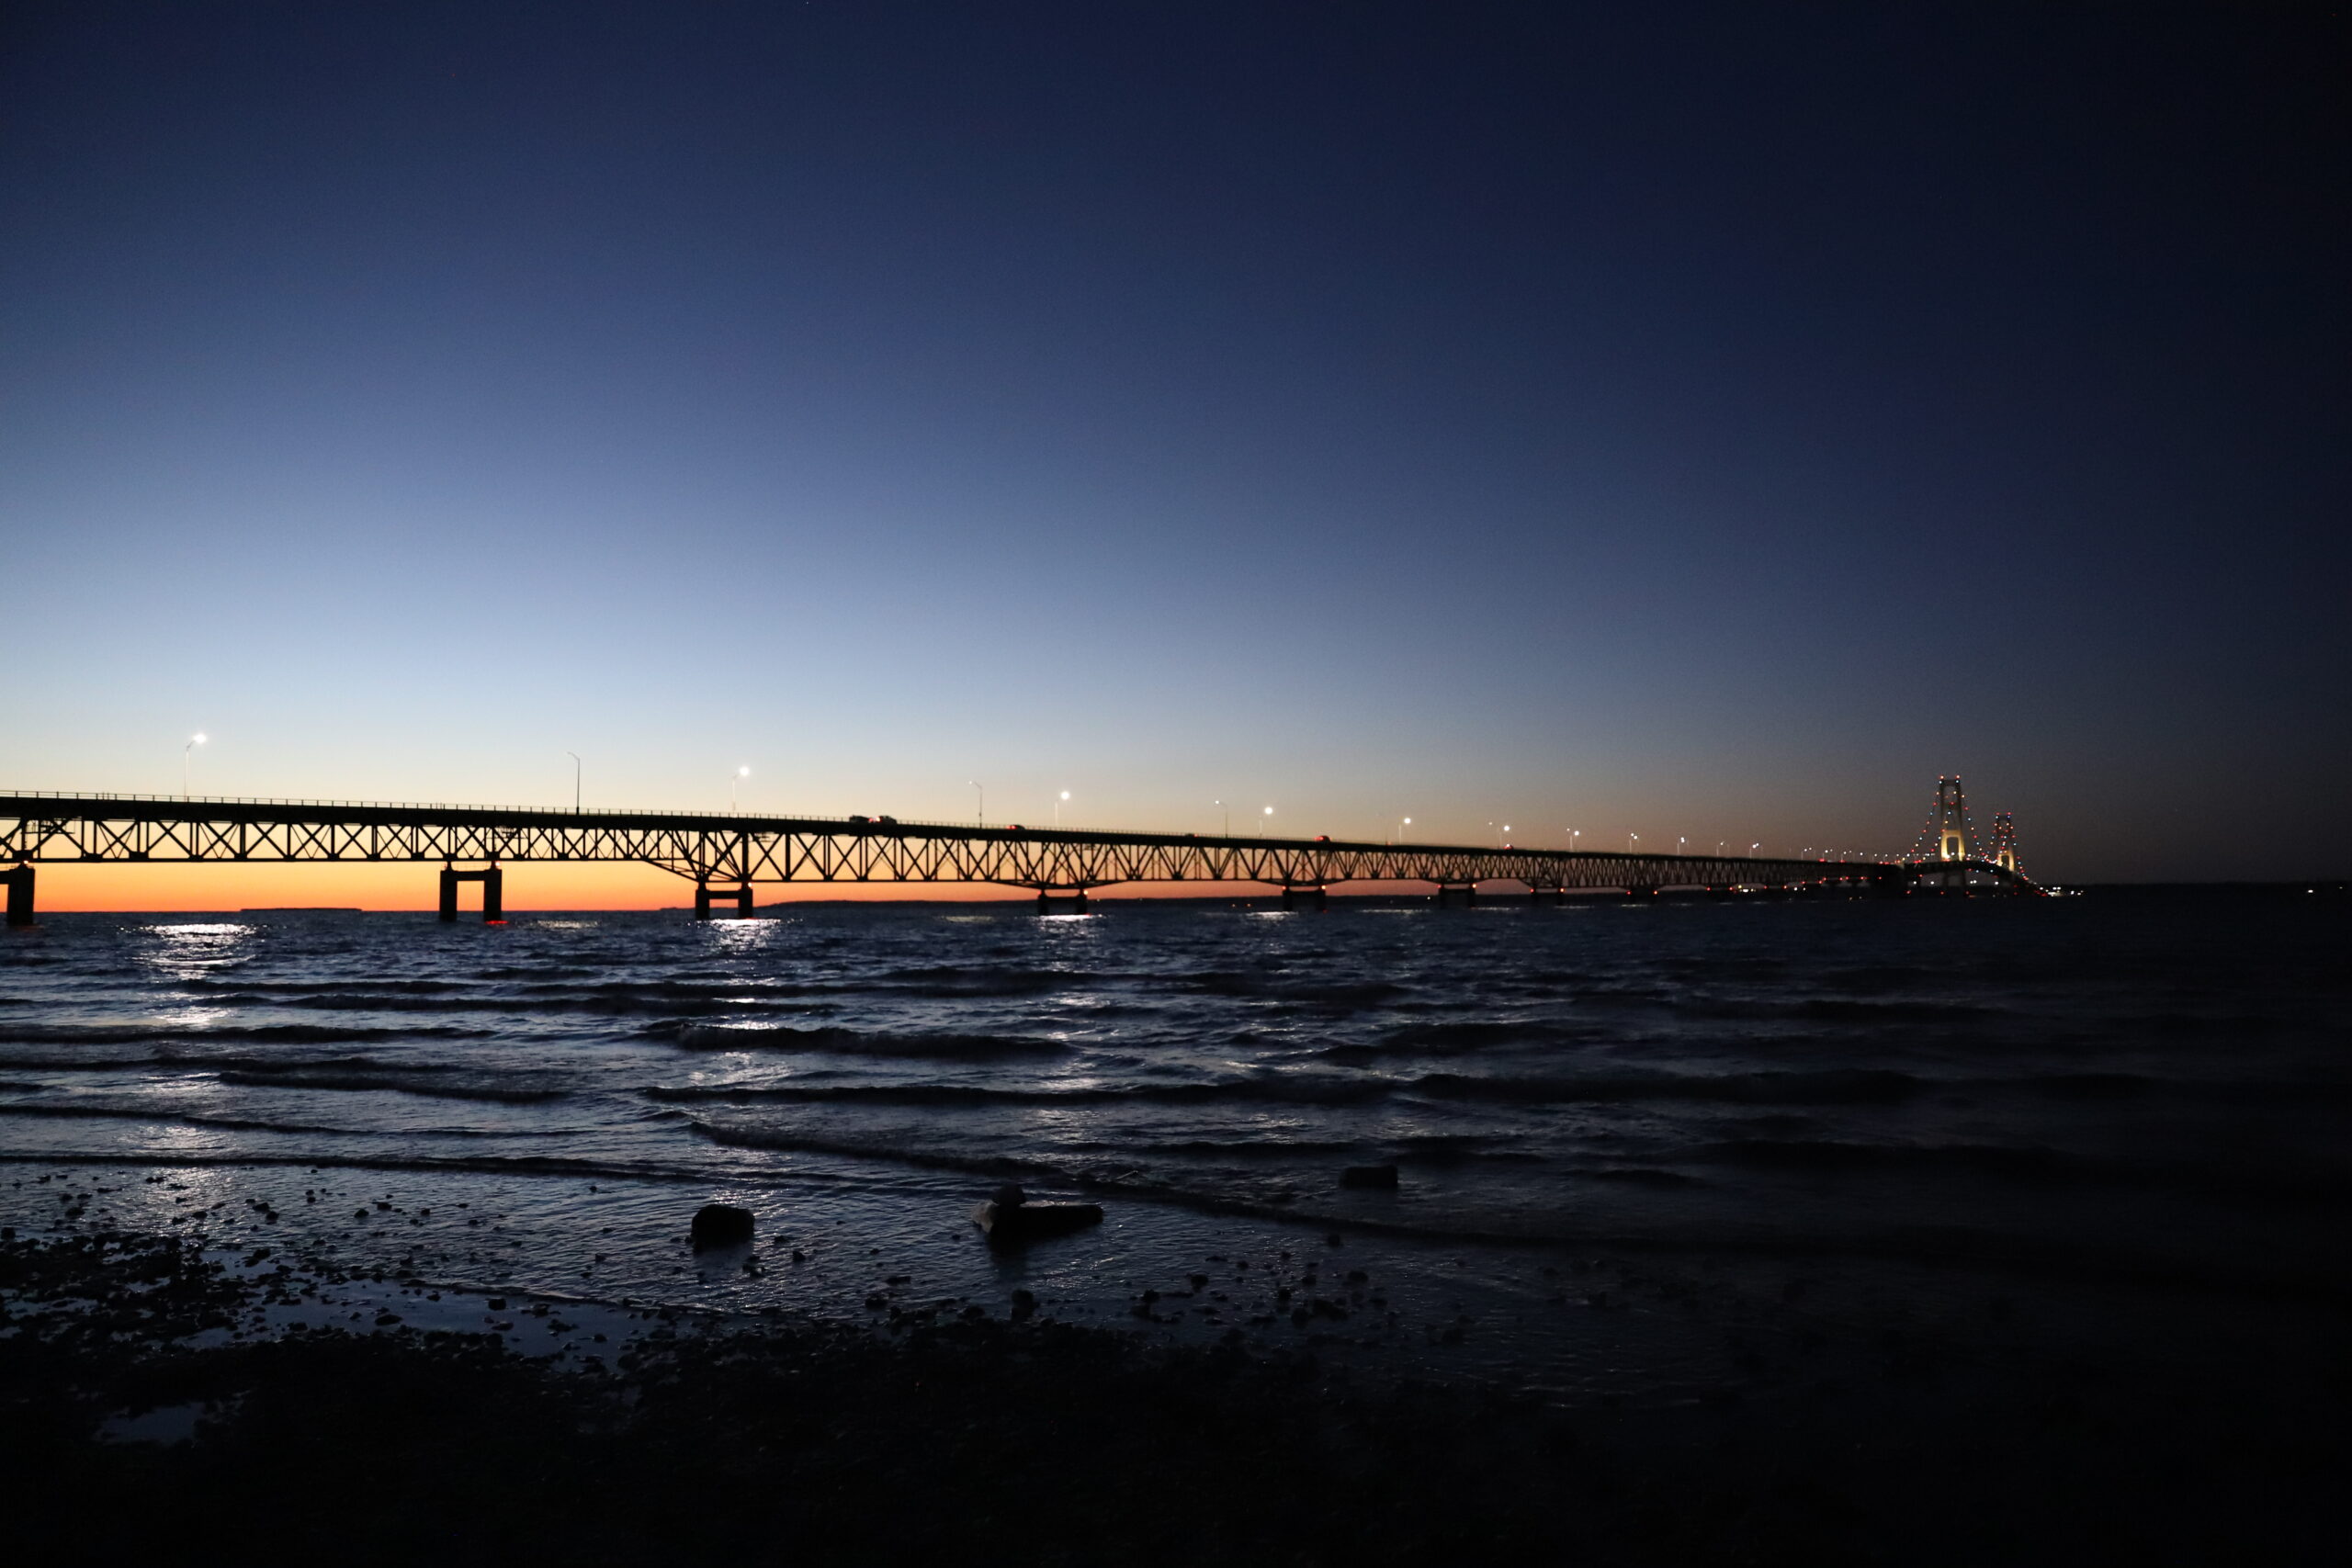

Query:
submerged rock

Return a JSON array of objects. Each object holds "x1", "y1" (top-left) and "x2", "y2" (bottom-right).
[
  {"x1": 971, "y1": 1187, "x2": 1102, "y2": 1245},
  {"x1": 690, "y1": 1203, "x2": 755, "y2": 1249}
]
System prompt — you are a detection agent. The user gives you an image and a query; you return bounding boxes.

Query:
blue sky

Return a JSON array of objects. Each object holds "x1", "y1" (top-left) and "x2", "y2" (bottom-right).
[{"x1": 4, "y1": 2, "x2": 2345, "y2": 882}]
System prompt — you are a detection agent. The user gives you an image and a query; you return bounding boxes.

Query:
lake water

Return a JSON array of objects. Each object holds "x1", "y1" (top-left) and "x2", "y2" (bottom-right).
[{"x1": 4, "y1": 892, "x2": 2345, "y2": 1401}]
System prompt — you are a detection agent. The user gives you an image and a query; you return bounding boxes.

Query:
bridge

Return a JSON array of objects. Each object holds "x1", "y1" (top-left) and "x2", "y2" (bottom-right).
[{"x1": 0, "y1": 790, "x2": 2042, "y2": 923}]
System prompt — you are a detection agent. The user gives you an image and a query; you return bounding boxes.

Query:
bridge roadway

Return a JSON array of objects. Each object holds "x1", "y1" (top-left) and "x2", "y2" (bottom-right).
[{"x1": 0, "y1": 790, "x2": 2035, "y2": 921}]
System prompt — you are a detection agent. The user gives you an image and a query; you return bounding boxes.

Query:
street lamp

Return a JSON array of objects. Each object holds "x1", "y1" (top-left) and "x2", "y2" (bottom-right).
[
  {"x1": 1055, "y1": 790, "x2": 1070, "y2": 828},
  {"x1": 1215, "y1": 799, "x2": 1228, "y2": 836},
  {"x1": 183, "y1": 733, "x2": 206, "y2": 798},
  {"x1": 968, "y1": 780, "x2": 983, "y2": 824},
  {"x1": 1750, "y1": 842, "x2": 1760, "y2": 859},
  {"x1": 1396, "y1": 815, "x2": 1411, "y2": 844},
  {"x1": 1261, "y1": 806, "x2": 1273, "y2": 835},
  {"x1": 1627, "y1": 832, "x2": 1639, "y2": 853},
  {"x1": 566, "y1": 751, "x2": 582, "y2": 811},
  {"x1": 1678, "y1": 836, "x2": 1686, "y2": 857},
  {"x1": 732, "y1": 766, "x2": 750, "y2": 811},
  {"x1": 1567, "y1": 829, "x2": 1580, "y2": 852}
]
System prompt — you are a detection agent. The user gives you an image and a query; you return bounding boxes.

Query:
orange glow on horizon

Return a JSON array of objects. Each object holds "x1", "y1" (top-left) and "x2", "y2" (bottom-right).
[{"x1": 24, "y1": 863, "x2": 1351, "y2": 912}]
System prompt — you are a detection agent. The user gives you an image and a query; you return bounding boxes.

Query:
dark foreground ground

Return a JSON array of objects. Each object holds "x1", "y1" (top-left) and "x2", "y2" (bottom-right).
[{"x1": 3, "y1": 1230, "x2": 2343, "y2": 1567}]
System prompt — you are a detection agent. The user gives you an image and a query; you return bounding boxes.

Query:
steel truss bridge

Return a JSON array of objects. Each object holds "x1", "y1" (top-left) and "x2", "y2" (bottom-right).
[{"x1": 0, "y1": 791, "x2": 2041, "y2": 922}]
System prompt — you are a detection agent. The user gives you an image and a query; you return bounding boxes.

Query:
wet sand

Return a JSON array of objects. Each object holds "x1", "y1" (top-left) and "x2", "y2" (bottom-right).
[{"x1": 5, "y1": 1169, "x2": 2342, "y2": 1565}]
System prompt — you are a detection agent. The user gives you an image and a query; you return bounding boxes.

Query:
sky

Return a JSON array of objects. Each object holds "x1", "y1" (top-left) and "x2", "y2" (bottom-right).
[{"x1": 3, "y1": 1, "x2": 2346, "y2": 907}]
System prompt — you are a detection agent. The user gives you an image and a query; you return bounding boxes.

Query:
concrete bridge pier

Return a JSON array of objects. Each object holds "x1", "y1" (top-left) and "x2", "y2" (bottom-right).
[
  {"x1": 438, "y1": 864, "x2": 503, "y2": 923},
  {"x1": 5, "y1": 863, "x2": 33, "y2": 928},
  {"x1": 1035, "y1": 889, "x2": 1090, "y2": 914},
  {"x1": 1279, "y1": 885, "x2": 1328, "y2": 910},
  {"x1": 1433, "y1": 884, "x2": 1476, "y2": 908},
  {"x1": 1528, "y1": 886, "x2": 1564, "y2": 906},
  {"x1": 695, "y1": 881, "x2": 754, "y2": 919}
]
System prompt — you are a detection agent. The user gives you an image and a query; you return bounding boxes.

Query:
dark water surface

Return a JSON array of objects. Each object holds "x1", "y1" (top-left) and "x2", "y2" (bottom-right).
[{"x1": 5, "y1": 894, "x2": 2346, "y2": 1400}]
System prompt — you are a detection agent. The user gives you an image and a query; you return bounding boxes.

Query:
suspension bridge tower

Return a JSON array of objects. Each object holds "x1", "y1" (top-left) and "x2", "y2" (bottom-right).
[
  {"x1": 1987, "y1": 812, "x2": 2019, "y2": 873},
  {"x1": 1917, "y1": 775, "x2": 1973, "y2": 862}
]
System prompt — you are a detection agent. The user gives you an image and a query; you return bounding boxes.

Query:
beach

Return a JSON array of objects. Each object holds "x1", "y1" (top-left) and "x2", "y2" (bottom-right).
[{"x1": 4, "y1": 893, "x2": 2346, "y2": 1562}]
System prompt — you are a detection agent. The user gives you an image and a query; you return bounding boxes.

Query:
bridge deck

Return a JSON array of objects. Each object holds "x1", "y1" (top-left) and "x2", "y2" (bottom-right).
[
  {"x1": 0, "y1": 789, "x2": 1966, "y2": 888},
  {"x1": 0, "y1": 790, "x2": 1983, "y2": 897}
]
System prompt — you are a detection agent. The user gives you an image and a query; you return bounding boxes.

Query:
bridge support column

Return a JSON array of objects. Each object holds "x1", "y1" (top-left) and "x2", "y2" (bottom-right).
[
  {"x1": 1035, "y1": 889, "x2": 1090, "y2": 914},
  {"x1": 1529, "y1": 886, "x2": 1563, "y2": 906},
  {"x1": 1280, "y1": 885, "x2": 1327, "y2": 910},
  {"x1": 1433, "y1": 884, "x2": 1476, "y2": 908},
  {"x1": 694, "y1": 882, "x2": 755, "y2": 919},
  {"x1": 5, "y1": 863, "x2": 33, "y2": 928},
  {"x1": 438, "y1": 865, "x2": 503, "y2": 923}
]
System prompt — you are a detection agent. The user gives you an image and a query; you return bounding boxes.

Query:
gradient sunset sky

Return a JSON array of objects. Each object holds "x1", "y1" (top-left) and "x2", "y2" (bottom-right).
[{"x1": 5, "y1": 2, "x2": 2346, "y2": 907}]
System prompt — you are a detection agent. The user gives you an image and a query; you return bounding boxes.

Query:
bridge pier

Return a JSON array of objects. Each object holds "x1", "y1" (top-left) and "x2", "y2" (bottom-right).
[
  {"x1": 5, "y1": 863, "x2": 33, "y2": 928},
  {"x1": 694, "y1": 881, "x2": 755, "y2": 920},
  {"x1": 1528, "y1": 886, "x2": 1564, "y2": 906},
  {"x1": 437, "y1": 865, "x2": 503, "y2": 924},
  {"x1": 1035, "y1": 889, "x2": 1090, "y2": 914},
  {"x1": 1279, "y1": 885, "x2": 1327, "y2": 911},
  {"x1": 1433, "y1": 884, "x2": 1476, "y2": 908}
]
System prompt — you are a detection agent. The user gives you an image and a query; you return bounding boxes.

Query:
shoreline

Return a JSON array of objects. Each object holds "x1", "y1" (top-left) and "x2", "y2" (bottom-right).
[
  {"x1": 5, "y1": 1164, "x2": 2345, "y2": 1563},
  {"x1": 7, "y1": 1219, "x2": 2342, "y2": 1565}
]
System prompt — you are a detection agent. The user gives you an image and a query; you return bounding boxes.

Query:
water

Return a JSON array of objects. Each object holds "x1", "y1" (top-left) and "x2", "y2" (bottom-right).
[{"x1": 4, "y1": 894, "x2": 2346, "y2": 1399}]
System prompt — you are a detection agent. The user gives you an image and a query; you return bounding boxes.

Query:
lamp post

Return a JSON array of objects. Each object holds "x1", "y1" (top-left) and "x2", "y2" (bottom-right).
[
  {"x1": 566, "y1": 751, "x2": 582, "y2": 811},
  {"x1": 1261, "y1": 806, "x2": 1273, "y2": 836},
  {"x1": 1678, "y1": 836, "x2": 1686, "y2": 857},
  {"x1": 183, "y1": 733, "x2": 206, "y2": 799},
  {"x1": 732, "y1": 766, "x2": 750, "y2": 811},
  {"x1": 1215, "y1": 799, "x2": 1227, "y2": 837},
  {"x1": 1055, "y1": 790, "x2": 1069, "y2": 829},
  {"x1": 968, "y1": 781, "x2": 984, "y2": 824},
  {"x1": 1567, "y1": 829, "x2": 1580, "y2": 852},
  {"x1": 1750, "y1": 842, "x2": 1760, "y2": 859},
  {"x1": 1396, "y1": 816, "x2": 1411, "y2": 845},
  {"x1": 1627, "y1": 832, "x2": 1639, "y2": 853}
]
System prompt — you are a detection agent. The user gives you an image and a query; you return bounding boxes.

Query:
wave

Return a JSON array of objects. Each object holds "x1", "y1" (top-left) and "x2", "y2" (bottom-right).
[
  {"x1": 1182, "y1": 971, "x2": 1407, "y2": 1008},
  {"x1": 0, "y1": 1101, "x2": 354, "y2": 1134},
  {"x1": 0, "y1": 1022, "x2": 493, "y2": 1045},
  {"x1": 644, "y1": 1075, "x2": 1394, "y2": 1108},
  {"x1": 216, "y1": 1070, "x2": 569, "y2": 1104},
  {"x1": 184, "y1": 988, "x2": 836, "y2": 1019},
  {"x1": 1332, "y1": 1019, "x2": 1608, "y2": 1057},
  {"x1": 0, "y1": 1051, "x2": 458, "y2": 1075},
  {"x1": 870, "y1": 964, "x2": 1102, "y2": 998},
  {"x1": 1406, "y1": 1068, "x2": 1927, "y2": 1106},
  {"x1": 668, "y1": 1023, "x2": 1068, "y2": 1057},
  {"x1": 177, "y1": 977, "x2": 473, "y2": 996}
]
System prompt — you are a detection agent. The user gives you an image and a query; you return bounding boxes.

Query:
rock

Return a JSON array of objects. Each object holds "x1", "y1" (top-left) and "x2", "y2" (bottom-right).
[
  {"x1": 690, "y1": 1203, "x2": 755, "y2": 1249},
  {"x1": 1010, "y1": 1288, "x2": 1037, "y2": 1321},
  {"x1": 971, "y1": 1194, "x2": 1103, "y2": 1244},
  {"x1": 1340, "y1": 1164, "x2": 1399, "y2": 1189},
  {"x1": 990, "y1": 1183, "x2": 1028, "y2": 1209}
]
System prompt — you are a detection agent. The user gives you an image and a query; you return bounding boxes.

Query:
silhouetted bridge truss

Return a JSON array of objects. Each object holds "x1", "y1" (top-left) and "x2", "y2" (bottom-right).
[{"x1": 0, "y1": 792, "x2": 2042, "y2": 922}]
